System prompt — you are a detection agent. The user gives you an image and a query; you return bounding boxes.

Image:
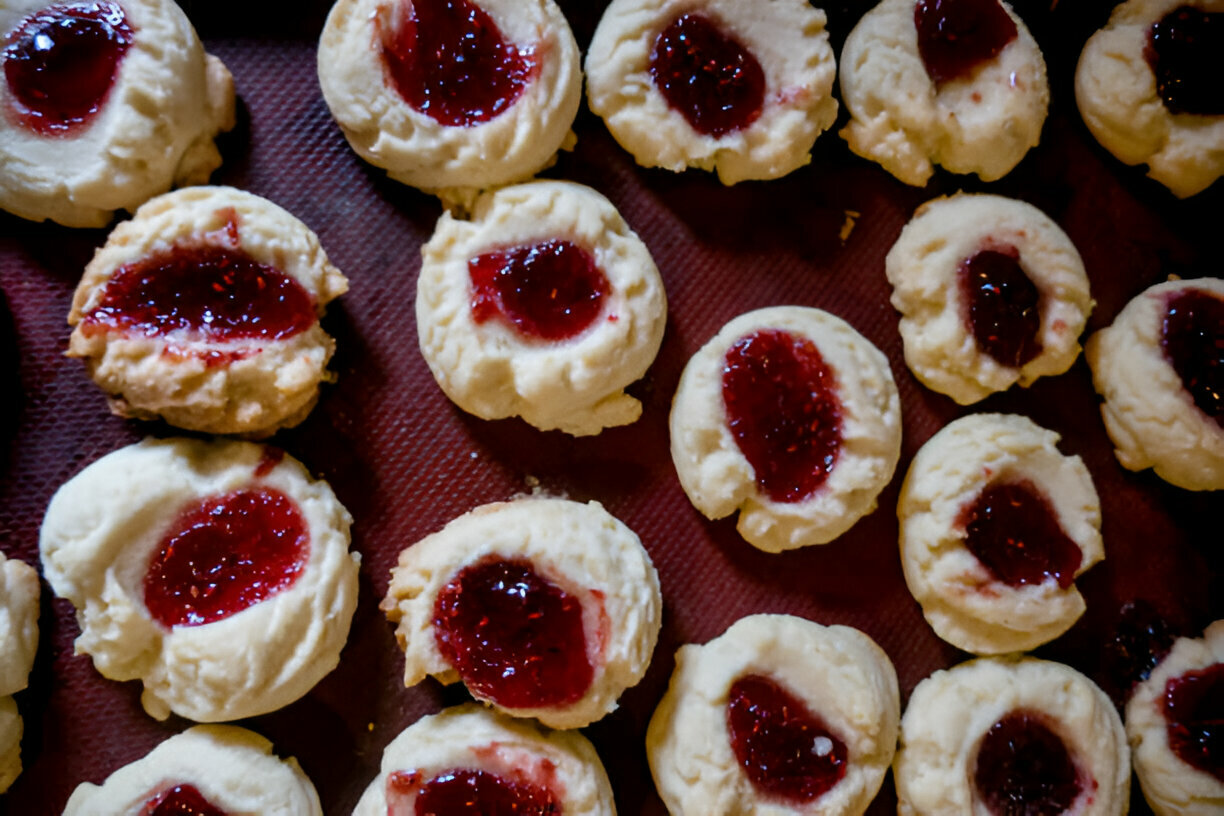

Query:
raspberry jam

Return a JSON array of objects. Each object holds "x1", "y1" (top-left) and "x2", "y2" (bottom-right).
[
  {"x1": 959, "y1": 480, "x2": 1081, "y2": 590},
  {"x1": 379, "y1": 0, "x2": 534, "y2": 127},
  {"x1": 649, "y1": 12, "x2": 766, "y2": 138},
  {"x1": 914, "y1": 0, "x2": 1018, "y2": 85},
  {"x1": 469, "y1": 239, "x2": 609, "y2": 341},
  {"x1": 387, "y1": 768, "x2": 560, "y2": 815},
  {"x1": 141, "y1": 784, "x2": 228, "y2": 816},
  {"x1": 1146, "y1": 7, "x2": 1224, "y2": 115},
  {"x1": 1162, "y1": 289, "x2": 1224, "y2": 429},
  {"x1": 2, "y1": 1, "x2": 133, "y2": 135},
  {"x1": 433, "y1": 558, "x2": 593, "y2": 709},
  {"x1": 721, "y1": 329, "x2": 843, "y2": 503},
  {"x1": 1164, "y1": 663, "x2": 1224, "y2": 782},
  {"x1": 973, "y1": 711, "x2": 1083, "y2": 816},
  {"x1": 143, "y1": 488, "x2": 309, "y2": 628},
  {"x1": 959, "y1": 246, "x2": 1043, "y2": 368},
  {"x1": 726, "y1": 674, "x2": 847, "y2": 803}
]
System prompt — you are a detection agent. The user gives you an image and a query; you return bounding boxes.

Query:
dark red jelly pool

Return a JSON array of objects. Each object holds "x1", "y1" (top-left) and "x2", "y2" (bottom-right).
[
  {"x1": 141, "y1": 784, "x2": 228, "y2": 816},
  {"x1": 433, "y1": 558, "x2": 592, "y2": 709},
  {"x1": 1164, "y1": 663, "x2": 1224, "y2": 782},
  {"x1": 959, "y1": 246, "x2": 1043, "y2": 368},
  {"x1": 649, "y1": 12, "x2": 765, "y2": 138},
  {"x1": 469, "y1": 239, "x2": 608, "y2": 341},
  {"x1": 1146, "y1": 6, "x2": 1224, "y2": 116},
  {"x1": 914, "y1": 0, "x2": 1018, "y2": 85},
  {"x1": 721, "y1": 329, "x2": 843, "y2": 503},
  {"x1": 959, "y1": 480, "x2": 1081, "y2": 590},
  {"x1": 386, "y1": 768, "x2": 560, "y2": 816},
  {"x1": 973, "y1": 710, "x2": 1082, "y2": 816},
  {"x1": 2, "y1": 1, "x2": 133, "y2": 135},
  {"x1": 143, "y1": 488, "x2": 309, "y2": 628},
  {"x1": 1162, "y1": 289, "x2": 1224, "y2": 429},
  {"x1": 726, "y1": 674, "x2": 847, "y2": 803}
]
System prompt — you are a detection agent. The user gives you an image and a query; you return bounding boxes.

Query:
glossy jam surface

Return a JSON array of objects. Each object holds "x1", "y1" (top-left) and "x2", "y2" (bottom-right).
[
  {"x1": 649, "y1": 12, "x2": 765, "y2": 137},
  {"x1": 973, "y1": 711, "x2": 1082, "y2": 816},
  {"x1": 959, "y1": 246, "x2": 1043, "y2": 368},
  {"x1": 469, "y1": 239, "x2": 608, "y2": 341},
  {"x1": 143, "y1": 488, "x2": 309, "y2": 628},
  {"x1": 1162, "y1": 289, "x2": 1224, "y2": 429},
  {"x1": 726, "y1": 674, "x2": 847, "y2": 803},
  {"x1": 914, "y1": 0, "x2": 1018, "y2": 85},
  {"x1": 380, "y1": 0, "x2": 534, "y2": 127},
  {"x1": 2, "y1": 1, "x2": 133, "y2": 135},
  {"x1": 721, "y1": 329, "x2": 843, "y2": 503},
  {"x1": 1146, "y1": 6, "x2": 1224, "y2": 115},
  {"x1": 433, "y1": 558, "x2": 592, "y2": 709},
  {"x1": 1102, "y1": 600, "x2": 1177, "y2": 707},
  {"x1": 1164, "y1": 663, "x2": 1224, "y2": 782},
  {"x1": 385, "y1": 768, "x2": 561, "y2": 816},
  {"x1": 141, "y1": 784, "x2": 228, "y2": 816},
  {"x1": 959, "y1": 480, "x2": 1081, "y2": 590}
]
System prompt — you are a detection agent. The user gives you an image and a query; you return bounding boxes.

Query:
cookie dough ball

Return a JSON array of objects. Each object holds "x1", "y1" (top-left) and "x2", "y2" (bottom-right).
[
  {"x1": 382, "y1": 497, "x2": 662, "y2": 730},
  {"x1": 670, "y1": 306, "x2": 902, "y2": 552},
  {"x1": 0, "y1": 0, "x2": 234, "y2": 228},
  {"x1": 353, "y1": 704, "x2": 616, "y2": 816},
  {"x1": 1076, "y1": 0, "x2": 1224, "y2": 198},
  {"x1": 67, "y1": 186, "x2": 349, "y2": 437},
  {"x1": 39, "y1": 437, "x2": 360, "y2": 722},
  {"x1": 0, "y1": 552, "x2": 38, "y2": 794},
  {"x1": 1086, "y1": 277, "x2": 1224, "y2": 491},
  {"x1": 647, "y1": 615, "x2": 899, "y2": 816},
  {"x1": 586, "y1": 0, "x2": 838, "y2": 184},
  {"x1": 839, "y1": 0, "x2": 1049, "y2": 186},
  {"x1": 417, "y1": 180, "x2": 667, "y2": 436},
  {"x1": 895, "y1": 657, "x2": 1130, "y2": 816},
  {"x1": 886, "y1": 194, "x2": 1093, "y2": 405},
  {"x1": 63, "y1": 725, "x2": 321, "y2": 815},
  {"x1": 0, "y1": 697, "x2": 19, "y2": 794},
  {"x1": 1126, "y1": 620, "x2": 1224, "y2": 816},
  {"x1": 317, "y1": 0, "x2": 581, "y2": 207}
]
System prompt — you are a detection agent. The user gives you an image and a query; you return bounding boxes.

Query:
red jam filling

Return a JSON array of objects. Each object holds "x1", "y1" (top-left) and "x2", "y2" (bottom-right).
[
  {"x1": 649, "y1": 12, "x2": 766, "y2": 138},
  {"x1": 1162, "y1": 289, "x2": 1224, "y2": 429},
  {"x1": 386, "y1": 768, "x2": 560, "y2": 816},
  {"x1": 379, "y1": 0, "x2": 535, "y2": 127},
  {"x1": 1102, "y1": 600, "x2": 1177, "y2": 707},
  {"x1": 1146, "y1": 7, "x2": 1224, "y2": 116},
  {"x1": 143, "y1": 488, "x2": 309, "y2": 628},
  {"x1": 469, "y1": 239, "x2": 608, "y2": 341},
  {"x1": 959, "y1": 246, "x2": 1043, "y2": 368},
  {"x1": 958, "y1": 480, "x2": 1081, "y2": 590},
  {"x1": 721, "y1": 329, "x2": 843, "y2": 503},
  {"x1": 973, "y1": 711, "x2": 1082, "y2": 816},
  {"x1": 1164, "y1": 663, "x2": 1224, "y2": 782},
  {"x1": 914, "y1": 0, "x2": 1018, "y2": 85},
  {"x1": 141, "y1": 784, "x2": 228, "y2": 816},
  {"x1": 433, "y1": 557, "x2": 593, "y2": 709},
  {"x1": 726, "y1": 674, "x2": 847, "y2": 804},
  {"x1": 2, "y1": 1, "x2": 133, "y2": 135}
]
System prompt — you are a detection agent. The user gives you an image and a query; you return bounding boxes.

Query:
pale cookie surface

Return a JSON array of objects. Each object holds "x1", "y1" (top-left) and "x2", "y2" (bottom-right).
[
  {"x1": 0, "y1": 552, "x2": 38, "y2": 793},
  {"x1": 382, "y1": 497, "x2": 662, "y2": 730},
  {"x1": 886, "y1": 194, "x2": 1093, "y2": 405},
  {"x1": 586, "y1": 0, "x2": 837, "y2": 184},
  {"x1": 68, "y1": 186, "x2": 349, "y2": 437},
  {"x1": 63, "y1": 725, "x2": 321, "y2": 816},
  {"x1": 417, "y1": 180, "x2": 667, "y2": 436},
  {"x1": 352, "y1": 704, "x2": 616, "y2": 816},
  {"x1": 647, "y1": 614, "x2": 899, "y2": 816},
  {"x1": 1075, "y1": 0, "x2": 1224, "y2": 198},
  {"x1": 1086, "y1": 277, "x2": 1224, "y2": 491},
  {"x1": 839, "y1": 0, "x2": 1048, "y2": 186},
  {"x1": 894, "y1": 657, "x2": 1130, "y2": 816},
  {"x1": 670, "y1": 306, "x2": 902, "y2": 552},
  {"x1": 0, "y1": 0, "x2": 234, "y2": 227},
  {"x1": 0, "y1": 697, "x2": 19, "y2": 795},
  {"x1": 39, "y1": 437, "x2": 360, "y2": 722}
]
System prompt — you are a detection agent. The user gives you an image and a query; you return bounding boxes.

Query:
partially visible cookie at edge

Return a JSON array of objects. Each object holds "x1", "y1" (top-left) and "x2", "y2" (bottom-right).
[{"x1": 0, "y1": 552, "x2": 38, "y2": 794}]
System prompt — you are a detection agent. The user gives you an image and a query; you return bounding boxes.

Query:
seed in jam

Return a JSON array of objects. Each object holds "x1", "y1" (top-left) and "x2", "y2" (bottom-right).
[
  {"x1": 143, "y1": 488, "x2": 309, "y2": 628},
  {"x1": 468, "y1": 239, "x2": 608, "y2": 341},
  {"x1": 959, "y1": 246, "x2": 1044, "y2": 368},
  {"x1": 1101, "y1": 600, "x2": 1177, "y2": 708},
  {"x1": 958, "y1": 480, "x2": 1081, "y2": 590},
  {"x1": 390, "y1": 768, "x2": 560, "y2": 816},
  {"x1": 1164, "y1": 663, "x2": 1224, "y2": 782},
  {"x1": 914, "y1": 0, "x2": 1018, "y2": 85},
  {"x1": 726, "y1": 674, "x2": 847, "y2": 803},
  {"x1": 379, "y1": 0, "x2": 535, "y2": 127},
  {"x1": 1146, "y1": 6, "x2": 1224, "y2": 116},
  {"x1": 433, "y1": 558, "x2": 592, "y2": 709},
  {"x1": 721, "y1": 329, "x2": 843, "y2": 503},
  {"x1": 973, "y1": 710, "x2": 1082, "y2": 816},
  {"x1": 1162, "y1": 289, "x2": 1224, "y2": 429},
  {"x1": 141, "y1": 784, "x2": 228, "y2": 816},
  {"x1": 649, "y1": 12, "x2": 766, "y2": 138}
]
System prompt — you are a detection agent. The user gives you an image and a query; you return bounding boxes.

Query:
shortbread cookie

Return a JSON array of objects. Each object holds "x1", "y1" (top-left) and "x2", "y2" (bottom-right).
[
  {"x1": 670, "y1": 306, "x2": 901, "y2": 552},
  {"x1": 67, "y1": 186, "x2": 349, "y2": 437},
  {"x1": 40, "y1": 437, "x2": 360, "y2": 722},
  {"x1": 353, "y1": 704, "x2": 616, "y2": 816},
  {"x1": 0, "y1": 0, "x2": 234, "y2": 227},
  {"x1": 839, "y1": 0, "x2": 1049, "y2": 186},
  {"x1": 586, "y1": 0, "x2": 838, "y2": 184},
  {"x1": 898, "y1": 413, "x2": 1104, "y2": 655},
  {"x1": 895, "y1": 657, "x2": 1130, "y2": 816},
  {"x1": 1076, "y1": 0, "x2": 1224, "y2": 198},
  {"x1": 0, "y1": 552, "x2": 38, "y2": 794},
  {"x1": 382, "y1": 497, "x2": 661, "y2": 730},
  {"x1": 1086, "y1": 277, "x2": 1224, "y2": 491},
  {"x1": 63, "y1": 725, "x2": 321, "y2": 815},
  {"x1": 886, "y1": 194, "x2": 1093, "y2": 405},
  {"x1": 317, "y1": 0, "x2": 581, "y2": 207},
  {"x1": 647, "y1": 615, "x2": 899, "y2": 816},
  {"x1": 417, "y1": 181, "x2": 667, "y2": 436}
]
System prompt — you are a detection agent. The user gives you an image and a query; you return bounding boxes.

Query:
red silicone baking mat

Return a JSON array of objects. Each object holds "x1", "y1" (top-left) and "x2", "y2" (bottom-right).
[{"x1": 0, "y1": 0, "x2": 1219, "y2": 813}]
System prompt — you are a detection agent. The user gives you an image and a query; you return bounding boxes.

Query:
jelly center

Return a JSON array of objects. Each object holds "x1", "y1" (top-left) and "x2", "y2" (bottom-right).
[
  {"x1": 959, "y1": 246, "x2": 1043, "y2": 368},
  {"x1": 1162, "y1": 289, "x2": 1224, "y2": 429},
  {"x1": 721, "y1": 329, "x2": 843, "y2": 503},
  {"x1": 959, "y1": 480, "x2": 1081, "y2": 590},
  {"x1": 649, "y1": 12, "x2": 766, "y2": 138},
  {"x1": 433, "y1": 557, "x2": 593, "y2": 709},
  {"x1": 1146, "y1": 6, "x2": 1224, "y2": 116},
  {"x1": 1164, "y1": 663, "x2": 1224, "y2": 782},
  {"x1": 385, "y1": 768, "x2": 560, "y2": 816},
  {"x1": 143, "y1": 488, "x2": 309, "y2": 628},
  {"x1": 973, "y1": 711, "x2": 1082, "y2": 816},
  {"x1": 469, "y1": 239, "x2": 609, "y2": 341},
  {"x1": 914, "y1": 0, "x2": 1018, "y2": 85},
  {"x1": 726, "y1": 674, "x2": 847, "y2": 804},
  {"x1": 141, "y1": 784, "x2": 228, "y2": 816}
]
